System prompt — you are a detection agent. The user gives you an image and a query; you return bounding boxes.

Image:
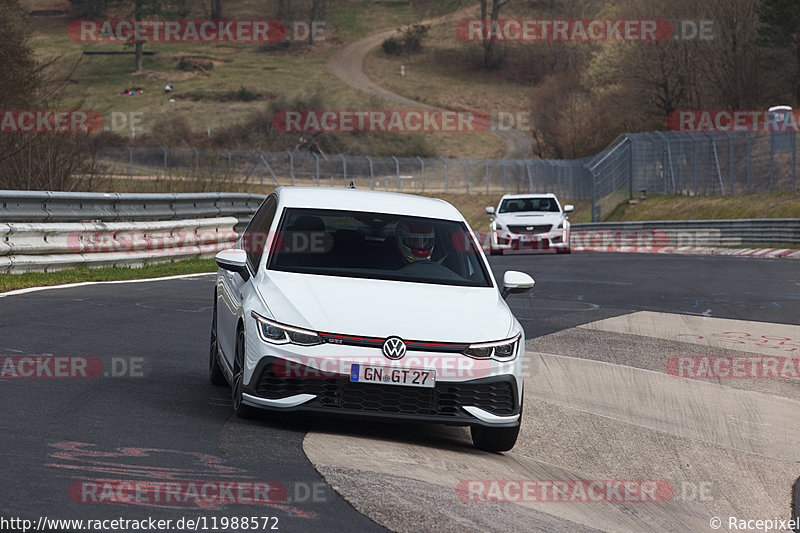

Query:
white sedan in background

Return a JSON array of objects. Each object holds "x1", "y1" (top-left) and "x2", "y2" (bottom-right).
[
  {"x1": 210, "y1": 187, "x2": 535, "y2": 452},
  {"x1": 486, "y1": 193, "x2": 573, "y2": 255}
]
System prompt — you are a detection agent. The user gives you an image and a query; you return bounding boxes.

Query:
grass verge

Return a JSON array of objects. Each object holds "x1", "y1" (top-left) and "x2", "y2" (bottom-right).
[
  {"x1": 605, "y1": 193, "x2": 800, "y2": 222},
  {"x1": 0, "y1": 257, "x2": 216, "y2": 293}
]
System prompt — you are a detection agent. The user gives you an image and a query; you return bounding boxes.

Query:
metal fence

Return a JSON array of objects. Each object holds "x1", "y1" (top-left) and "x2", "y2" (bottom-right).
[{"x1": 93, "y1": 130, "x2": 799, "y2": 221}]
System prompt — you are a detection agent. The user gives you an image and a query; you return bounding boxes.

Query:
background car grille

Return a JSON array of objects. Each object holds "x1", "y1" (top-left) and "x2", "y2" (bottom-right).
[
  {"x1": 507, "y1": 224, "x2": 553, "y2": 234},
  {"x1": 253, "y1": 360, "x2": 516, "y2": 417}
]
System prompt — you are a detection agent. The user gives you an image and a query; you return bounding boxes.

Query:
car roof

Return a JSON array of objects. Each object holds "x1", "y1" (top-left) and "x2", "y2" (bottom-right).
[
  {"x1": 500, "y1": 193, "x2": 557, "y2": 200},
  {"x1": 274, "y1": 187, "x2": 464, "y2": 221}
]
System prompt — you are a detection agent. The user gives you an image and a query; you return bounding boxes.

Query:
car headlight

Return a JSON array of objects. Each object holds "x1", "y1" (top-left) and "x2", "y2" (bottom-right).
[
  {"x1": 463, "y1": 334, "x2": 521, "y2": 361},
  {"x1": 251, "y1": 311, "x2": 322, "y2": 346}
]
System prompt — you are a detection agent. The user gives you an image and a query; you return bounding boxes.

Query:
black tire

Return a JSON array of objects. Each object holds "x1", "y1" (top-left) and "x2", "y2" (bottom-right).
[
  {"x1": 232, "y1": 328, "x2": 258, "y2": 419},
  {"x1": 556, "y1": 247, "x2": 571, "y2": 254},
  {"x1": 470, "y1": 423, "x2": 520, "y2": 452},
  {"x1": 209, "y1": 298, "x2": 227, "y2": 386},
  {"x1": 489, "y1": 248, "x2": 503, "y2": 256}
]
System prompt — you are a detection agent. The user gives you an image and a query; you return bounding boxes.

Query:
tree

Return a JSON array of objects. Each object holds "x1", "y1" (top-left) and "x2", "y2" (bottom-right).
[
  {"x1": 758, "y1": 0, "x2": 800, "y2": 104},
  {"x1": 308, "y1": 0, "x2": 326, "y2": 45},
  {"x1": 0, "y1": 0, "x2": 101, "y2": 190},
  {"x1": 210, "y1": 0, "x2": 222, "y2": 20},
  {"x1": 478, "y1": 0, "x2": 509, "y2": 69}
]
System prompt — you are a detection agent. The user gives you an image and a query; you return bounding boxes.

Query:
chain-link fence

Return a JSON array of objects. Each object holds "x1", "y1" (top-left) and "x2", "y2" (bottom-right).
[{"x1": 95, "y1": 130, "x2": 799, "y2": 221}]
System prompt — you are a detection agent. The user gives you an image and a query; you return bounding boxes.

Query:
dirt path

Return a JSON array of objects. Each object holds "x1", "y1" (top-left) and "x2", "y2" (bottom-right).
[{"x1": 328, "y1": 7, "x2": 534, "y2": 160}]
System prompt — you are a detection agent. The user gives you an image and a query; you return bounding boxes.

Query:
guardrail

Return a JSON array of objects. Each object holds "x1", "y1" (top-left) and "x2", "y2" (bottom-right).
[
  {"x1": 3, "y1": 190, "x2": 798, "y2": 271},
  {"x1": 0, "y1": 218, "x2": 240, "y2": 273},
  {"x1": 0, "y1": 190, "x2": 265, "y2": 231},
  {"x1": 0, "y1": 191, "x2": 265, "y2": 273},
  {"x1": 570, "y1": 219, "x2": 800, "y2": 248}
]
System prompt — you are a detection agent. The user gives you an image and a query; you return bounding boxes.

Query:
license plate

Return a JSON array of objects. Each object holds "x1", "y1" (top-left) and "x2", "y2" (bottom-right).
[
  {"x1": 350, "y1": 364, "x2": 435, "y2": 388},
  {"x1": 520, "y1": 234, "x2": 541, "y2": 242}
]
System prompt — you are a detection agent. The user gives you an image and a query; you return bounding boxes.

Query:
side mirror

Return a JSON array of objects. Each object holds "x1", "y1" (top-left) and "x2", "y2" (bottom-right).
[
  {"x1": 501, "y1": 271, "x2": 535, "y2": 300},
  {"x1": 563, "y1": 204, "x2": 574, "y2": 213},
  {"x1": 215, "y1": 249, "x2": 250, "y2": 282},
  {"x1": 485, "y1": 206, "x2": 495, "y2": 215}
]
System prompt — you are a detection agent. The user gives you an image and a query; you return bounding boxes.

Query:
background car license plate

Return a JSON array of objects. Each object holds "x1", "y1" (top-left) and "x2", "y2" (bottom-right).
[{"x1": 350, "y1": 364, "x2": 435, "y2": 388}]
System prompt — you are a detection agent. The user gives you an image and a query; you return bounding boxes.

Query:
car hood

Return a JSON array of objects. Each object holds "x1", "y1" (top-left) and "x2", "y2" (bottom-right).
[
  {"x1": 496, "y1": 212, "x2": 564, "y2": 226},
  {"x1": 257, "y1": 271, "x2": 515, "y2": 343}
]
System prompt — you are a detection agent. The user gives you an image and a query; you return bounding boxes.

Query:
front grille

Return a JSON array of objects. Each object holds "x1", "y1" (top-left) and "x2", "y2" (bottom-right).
[
  {"x1": 253, "y1": 359, "x2": 516, "y2": 417},
  {"x1": 508, "y1": 224, "x2": 553, "y2": 234}
]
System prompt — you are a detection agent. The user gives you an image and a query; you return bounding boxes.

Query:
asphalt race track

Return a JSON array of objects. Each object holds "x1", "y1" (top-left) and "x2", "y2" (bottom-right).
[{"x1": 1, "y1": 252, "x2": 798, "y2": 532}]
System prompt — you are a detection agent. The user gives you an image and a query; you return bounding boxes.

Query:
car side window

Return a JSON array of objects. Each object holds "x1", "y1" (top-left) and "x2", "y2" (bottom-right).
[{"x1": 242, "y1": 195, "x2": 278, "y2": 272}]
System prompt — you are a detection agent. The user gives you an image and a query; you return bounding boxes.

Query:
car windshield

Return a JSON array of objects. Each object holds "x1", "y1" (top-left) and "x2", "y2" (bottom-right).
[
  {"x1": 498, "y1": 198, "x2": 561, "y2": 213},
  {"x1": 267, "y1": 208, "x2": 492, "y2": 287}
]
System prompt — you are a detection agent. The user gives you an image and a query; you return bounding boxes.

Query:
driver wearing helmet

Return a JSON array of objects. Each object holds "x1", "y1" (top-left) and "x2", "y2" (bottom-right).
[{"x1": 396, "y1": 220, "x2": 435, "y2": 262}]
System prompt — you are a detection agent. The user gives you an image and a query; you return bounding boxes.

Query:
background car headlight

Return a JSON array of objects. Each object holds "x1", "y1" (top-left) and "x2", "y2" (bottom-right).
[
  {"x1": 463, "y1": 334, "x2": 521, "y2": 361},
  {"x1": 251, "y1": 312, "x2": 322, "y2": 346}
]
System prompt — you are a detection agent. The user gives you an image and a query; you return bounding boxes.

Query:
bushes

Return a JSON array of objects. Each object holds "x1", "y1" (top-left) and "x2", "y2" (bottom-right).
[{"x1": 382, "y1": 24, "x2": 430, "y2": 56}]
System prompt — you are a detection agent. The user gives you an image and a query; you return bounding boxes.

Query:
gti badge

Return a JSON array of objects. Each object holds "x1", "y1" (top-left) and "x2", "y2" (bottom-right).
[{"x1": 382, "y1": 337, "x2": 407, "y2": 360}]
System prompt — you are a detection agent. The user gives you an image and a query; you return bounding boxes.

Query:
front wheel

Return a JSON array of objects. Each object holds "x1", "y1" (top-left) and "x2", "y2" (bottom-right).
[
  {"x1": 471, "y1": 418, "x2": 521, "y2": 452},
  {"x1": 232, "y1": 328, "x2": 258, "y2": 419}
]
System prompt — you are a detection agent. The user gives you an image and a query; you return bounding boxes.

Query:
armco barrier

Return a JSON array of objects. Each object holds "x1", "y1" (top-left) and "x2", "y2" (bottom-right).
[
  {"x1": 0, "y1": 217, "x2": 239, "y2": 273},
  {"x1": 0, "y1": 191, "x2": 265, "y2": 230},
  {"x1": 0, "y1": 191, "x2": 264, "y2": 273},
  {"x1": 570, "y1": 219, "x2": 800, "y2": 249}
]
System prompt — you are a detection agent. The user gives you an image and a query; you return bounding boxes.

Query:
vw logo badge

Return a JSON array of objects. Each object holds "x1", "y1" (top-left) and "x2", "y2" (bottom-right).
[{"x1": 382, "y1": 337, "x2": 407, "y2": 360}]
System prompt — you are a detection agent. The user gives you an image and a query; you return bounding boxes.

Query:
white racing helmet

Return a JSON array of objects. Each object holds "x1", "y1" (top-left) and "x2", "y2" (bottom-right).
[{"x1": 396, "y1": 221, "x2": 435, "y2": 262}]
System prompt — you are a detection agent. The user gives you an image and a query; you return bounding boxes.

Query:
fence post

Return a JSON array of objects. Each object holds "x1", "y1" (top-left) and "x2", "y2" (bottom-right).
[
  {"x1": 769, "y1": 134, "x2": 775, "y2": 192},
  {"x1": 193, "y1": 147, "x2": 199, "y2": 178},
  {"x1": 746, "y1": 133, "x2": 752, "y2": 194},
  {"x1": 417, "y1": 156, "x2": 425, "y2": 192},
  {"x1": 161, "y1": 147, "x2": 167, "y2": 178},
  {"x1": 313, "y1": 153, "x2": 320, "y2": 185},
  {"x1": 677, "y1": 136, "x2": 683, "y2": 195},
  {"x1": 223, "y1": 149, "x2": 232, "y2": 179},
  {"x1": 442, "y1": 158, "x2": 449, "y2": 192},
  {"x1": 793, "y1": 132, "x2": 798, "y2": 191},
  {"x1": 287, "y1": 151, "x2": 295, "y2": 186},
  {"x1": 341, "y1": 154, "x2": 347, "y2": 186},
  {"x1": 693, "y1": 139, "x2": 699, "y2": 195},
  {"x1": 628, "y1": 136, "x2": 634, "y2": 198},
  {"x1": 392, "y1": 156, "x2": 400, "y2": 191},
  {"x1": 728, "y1": 132, "x2": 735, "y2": 196},
  {"x1": 366, "y1": 156, "x2": 374, "y2": 189},
  {"x1": 258, "y1": 151, "x2": 264, "y2": 185}
]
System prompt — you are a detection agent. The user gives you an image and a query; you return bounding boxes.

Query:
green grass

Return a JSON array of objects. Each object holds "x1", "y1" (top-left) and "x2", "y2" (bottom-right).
[
  {"x1": 604, "y1": 193, "x2": 800, "y2": 222},
  {"x1": 0, "y1": 257, "x2": 217, "y2": 293},
  {"x1": 30, "y1": 0, "x2": 476, "y2": 156}
]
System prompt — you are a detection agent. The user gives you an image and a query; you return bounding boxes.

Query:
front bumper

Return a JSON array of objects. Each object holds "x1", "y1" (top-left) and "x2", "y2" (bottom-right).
[
  {"x1": 490, "y1": 229, "x2": 570, "y2": 253},
  {"x1": 242, "y1": 357, "x2": 522, "y2": 428}
]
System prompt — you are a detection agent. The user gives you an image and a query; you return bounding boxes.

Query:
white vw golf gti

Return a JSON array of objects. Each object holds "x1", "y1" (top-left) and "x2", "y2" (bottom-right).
[{"x1": 210, "y1": 188, "x2": 534, "y2": 452}]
